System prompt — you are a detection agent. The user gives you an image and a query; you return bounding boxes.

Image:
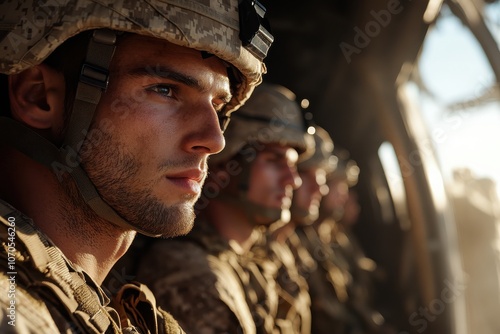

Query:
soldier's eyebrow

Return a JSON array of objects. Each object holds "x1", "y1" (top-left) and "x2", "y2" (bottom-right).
[
  {"x1": 128, "y1": 66, "x2": 201, "y2": 89},
  {"x1": 127, "y1": 65, "x2": 232, "y2": 103}
]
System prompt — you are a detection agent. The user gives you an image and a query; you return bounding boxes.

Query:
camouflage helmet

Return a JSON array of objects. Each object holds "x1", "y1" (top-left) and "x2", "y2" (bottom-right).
[
  {"x1": 0, "y1": 0, "x2": 273, "y2": 238},
  {"x1": 210, "y1": 82, "x2": 314, "y2": 166},
  {"x1": 298, "y1": 126, "x2": 337, "y2": 173},
  {"x1": 329, "y1": 147, "x2": 360, "y2": 187},
  {"x1": 206, "y1": 82, "x2": 313, "y2": 225},
  {"x1": 0, "y1": 0, "x2": 273, "y2": 112}
]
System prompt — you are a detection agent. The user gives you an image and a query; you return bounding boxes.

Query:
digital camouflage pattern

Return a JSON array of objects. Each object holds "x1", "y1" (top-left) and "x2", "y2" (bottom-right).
[
  {"x1": 250, "y1": 227, "x2": 311, "y2": 334},
  {"x1": 0, "y1": 200, "x2": 185, "y2": 334},
  {"x1": 131, "y1": 221, "x2": 257, "y2": 334},
  {"x1": 0, "y1": 0, "x2": 268, "y2": 113}
]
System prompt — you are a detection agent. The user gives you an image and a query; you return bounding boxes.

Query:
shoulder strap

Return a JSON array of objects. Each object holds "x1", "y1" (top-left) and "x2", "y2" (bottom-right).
[{"x1": 0, "y1": 202, "x2": 119, "y2": 333}]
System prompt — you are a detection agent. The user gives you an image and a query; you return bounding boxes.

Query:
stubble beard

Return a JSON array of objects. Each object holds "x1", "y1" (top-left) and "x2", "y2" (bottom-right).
[{"x1": 63, "y1": 130, "x2": 197, "y2": 238}]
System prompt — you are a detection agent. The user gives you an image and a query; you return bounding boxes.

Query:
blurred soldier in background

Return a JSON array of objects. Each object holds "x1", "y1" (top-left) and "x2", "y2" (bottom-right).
[
  {"x1": 316, "y1": 148, "x2": 389, "y2": 334},
  {"x1": 0, "y1": 0, "x2": 271, "y2": 332},
  {"x1": 284, "y1": 125, "x2": 360, "y2": 334},
  {"x1": 128, "y1": 83, "x2": 312, "y2": 333},
  {"x1": 241, "y1": 84, "x2": 313, "y2": 334}
]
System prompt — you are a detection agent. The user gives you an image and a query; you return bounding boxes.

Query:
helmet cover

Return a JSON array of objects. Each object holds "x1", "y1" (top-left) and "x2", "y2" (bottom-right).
[
  {"x1": 0, "y1": 0, "x2": 270, "y2": 112},
  {"x1": 210, "y1": 82, "x2": 314, "y2": 166}
]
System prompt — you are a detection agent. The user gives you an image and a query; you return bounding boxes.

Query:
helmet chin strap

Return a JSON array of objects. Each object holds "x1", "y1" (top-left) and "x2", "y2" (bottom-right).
[{"x1": 1, "y1": 30, "x2": 162, "y2": 237}]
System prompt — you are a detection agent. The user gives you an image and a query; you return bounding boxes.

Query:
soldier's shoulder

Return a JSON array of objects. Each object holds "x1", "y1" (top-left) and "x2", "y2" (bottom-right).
[
  {"x1": 135, "y1": 241, "x2": 248, "y2": 334},
  {"x1": 130, "y1": 238, "x2": 226, "y2": 297},
  {"x1": 140, "y1": 238, "x2": 212, "y2": 271},
  {"x1": 0, "y1": 272, "x2": 61, "y2": 333}
]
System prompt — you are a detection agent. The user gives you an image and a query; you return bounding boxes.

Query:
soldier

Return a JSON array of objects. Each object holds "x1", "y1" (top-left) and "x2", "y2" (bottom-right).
[
  {"x1": 282, "y1": 126, "x2": 358, "y2": 333},
  {"x1": 131, "y1": 83, "x2": 312, "y2": 333},
  {"x1": 0, "y1": 0, "x2": 272, "y2": 333},
  {"x1": 289, "y1": 126, "x2": 336, "y2": 228},
  {"x1": 316, "y1": 149, "x2": 388, "y2": 334},
  {"x1": 318, "y1": 148, "x2": 361, "y2": 230}
]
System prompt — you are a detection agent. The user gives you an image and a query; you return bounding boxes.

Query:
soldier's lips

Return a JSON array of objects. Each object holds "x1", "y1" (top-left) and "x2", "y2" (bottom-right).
[{"x1": 166, "y1": 170, "x2": 205, "y2": 195}]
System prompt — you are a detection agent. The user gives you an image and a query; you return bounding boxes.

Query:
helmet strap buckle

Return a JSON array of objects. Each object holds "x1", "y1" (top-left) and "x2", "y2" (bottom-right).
[{"x1": 80, "y1": 63, "x2": 109, "y2": 90}]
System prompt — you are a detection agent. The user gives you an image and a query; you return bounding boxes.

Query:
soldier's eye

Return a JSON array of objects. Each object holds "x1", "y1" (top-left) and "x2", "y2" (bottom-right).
[{"x1": 146, "y1": 85, "x2": 173, "y2": 98}]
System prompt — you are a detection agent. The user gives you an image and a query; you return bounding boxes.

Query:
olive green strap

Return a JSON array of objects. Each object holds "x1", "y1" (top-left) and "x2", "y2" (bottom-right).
[{"x1": 62, "y1": 29, "x2": 117, "y2": 153}]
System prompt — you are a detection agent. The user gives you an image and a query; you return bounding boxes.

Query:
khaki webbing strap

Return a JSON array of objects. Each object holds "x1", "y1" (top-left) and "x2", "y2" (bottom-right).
[
  {"x1": 68, "y1": 164, "x2": 162, "y2": 238},
  {"x1": 62, "y1": 29, "x2": 117, "y2": 153},
  {"x1": 236, "y1": 252, "x2": 278, "y2": 334},
  {"x1": 20, "y1": 229, "x2": 113, "y2": 333},
  {"x1": 73, "y1": 279, "x2": 113, "y2": 332},
  {"x1": 0, "y1": 203, "x2": 54, "y2": 270},
  {"x1": 0, "y1": 203, "x2": 116, "y2": 333}
]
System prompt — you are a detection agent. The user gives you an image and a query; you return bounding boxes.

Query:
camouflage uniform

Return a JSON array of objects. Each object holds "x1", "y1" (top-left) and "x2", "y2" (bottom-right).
[
  {"x1": 295, "y1": 224, "x2": 359, "y2": 334},
  {"x1": 327, "y1": 220, "x2": 384, "y2": 333},
  {"x1": 235, "y1": 230, "x2": 280, "y2": 334},
  {"x1": 250, "y1": 227, "x2": 311, "y2": 334},
  {"x1": 294, "y1": 223, "x2": 384, "y2": 334},
  {"x1": 0, "y1": 1, "x2": 272, "y2": 333},
  {"x1": 0, "y1": 200, "x2": 184, "y2": 334},
  {"x1": 131, "y1": 221, "x2": 258, "y2": 334}
]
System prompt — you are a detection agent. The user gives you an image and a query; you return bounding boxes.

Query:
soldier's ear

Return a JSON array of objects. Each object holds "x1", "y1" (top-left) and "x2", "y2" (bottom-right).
[{"x1": 8, "y1": 64, "x2": 65, "y2": 130}]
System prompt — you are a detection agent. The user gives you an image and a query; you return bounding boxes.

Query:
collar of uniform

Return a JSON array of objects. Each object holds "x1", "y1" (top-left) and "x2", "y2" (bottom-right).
[{"x1": 0, "y1": 198, "x2": 110, "y2": 307}]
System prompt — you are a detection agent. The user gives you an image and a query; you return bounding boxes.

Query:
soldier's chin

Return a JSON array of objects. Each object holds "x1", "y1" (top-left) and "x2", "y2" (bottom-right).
[{"x1": 131, "y1": 203, "x2": 195, "y2": 238}]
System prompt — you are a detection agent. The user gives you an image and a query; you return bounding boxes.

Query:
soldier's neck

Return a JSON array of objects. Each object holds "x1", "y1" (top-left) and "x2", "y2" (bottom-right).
[
  {"x1": 206, "y1": 200, "x2": 256, "y2": 251},
  {"x1": 0, "y1": 150, "x2": 136, "y2": 285}
]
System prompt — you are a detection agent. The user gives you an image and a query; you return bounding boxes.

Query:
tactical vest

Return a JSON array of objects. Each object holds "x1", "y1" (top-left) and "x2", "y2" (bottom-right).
[{"x1": 0, "y1": 200, "x2": 184, "y2": 334}]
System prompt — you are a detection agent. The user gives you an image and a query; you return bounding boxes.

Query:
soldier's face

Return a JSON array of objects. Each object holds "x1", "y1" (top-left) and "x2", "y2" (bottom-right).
[
  {"x1": 247, "y1": 144, "x2": 301, "y2": 212},
  {"x1": 292, "y1": 167, "x2": 327, "y2": 224},
  {"x1": 322, "y1": 178, "x2": 349, "y2": 212},
  {"x1": 79, "y1": 34, "x2": 230, "y2": 237}
]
